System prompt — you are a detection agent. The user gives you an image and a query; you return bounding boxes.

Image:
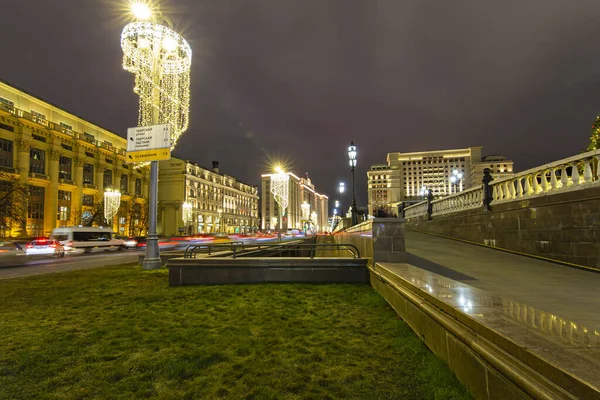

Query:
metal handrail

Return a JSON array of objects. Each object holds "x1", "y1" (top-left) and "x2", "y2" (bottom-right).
[
  {"x1": 184, "y1": 242, "x2": 361, "y2": 259},
  {"x1": 184, "y1": 241, "x2": 245, "y2": 258}
]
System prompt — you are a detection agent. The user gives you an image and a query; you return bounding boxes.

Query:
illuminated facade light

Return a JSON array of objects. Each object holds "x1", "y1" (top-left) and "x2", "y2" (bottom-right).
[{"x1": 104, "y1": 189, "x2": 122, "y2": 222}]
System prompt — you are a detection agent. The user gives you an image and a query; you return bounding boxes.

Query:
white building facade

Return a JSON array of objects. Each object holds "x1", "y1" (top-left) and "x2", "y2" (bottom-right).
[{"x1": 368, "y1": 147, "x2": 514, "y2": 216}]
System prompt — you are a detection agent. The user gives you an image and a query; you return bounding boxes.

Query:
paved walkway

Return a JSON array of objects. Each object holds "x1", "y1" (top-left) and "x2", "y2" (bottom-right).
[
  {"x1": 402, "y1": 230, "x2": 600, "y2": 393},
  {"x1": 406, "y1": 230, "x2": 600, "y2": 324}
]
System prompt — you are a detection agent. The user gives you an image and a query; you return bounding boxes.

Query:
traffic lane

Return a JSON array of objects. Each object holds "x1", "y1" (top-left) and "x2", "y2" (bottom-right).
[{"x1": 0, "y1": 251, "x2": 141, "y2": 280}]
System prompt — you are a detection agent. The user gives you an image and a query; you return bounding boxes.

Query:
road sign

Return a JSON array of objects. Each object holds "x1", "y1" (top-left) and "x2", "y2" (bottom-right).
[
  {"x1": 127, "y1": 124, "x2": 171, "y2": 152},
  {"x1": 126, "y1": 148, "x2": 171, "y2": 163}
]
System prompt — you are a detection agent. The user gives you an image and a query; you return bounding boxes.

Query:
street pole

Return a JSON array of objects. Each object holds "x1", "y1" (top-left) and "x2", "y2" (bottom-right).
[
  {"x1": 143, "y1": 160, "x2": 161, "y2": 269},
  {"x1": 351, "y1": 166, "x2": 358, "y2": 225},
  {"x1": 278, "y1": 208, "x2": 282, "y2": 242}
]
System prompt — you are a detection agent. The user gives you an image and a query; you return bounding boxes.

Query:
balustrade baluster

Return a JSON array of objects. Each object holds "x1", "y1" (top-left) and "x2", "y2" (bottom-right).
[
  {"x1": 505, "y1": 182, "x2": 512, "y2": 199},
  {"x1": 560, "y1": 166, "x2": 569, "y2": 188},
  {"x1": 584, "y1": 160, "x2": 593, "y2": 183},
  {"x1": 542, "y1": 171, "x2": 550, "y2": 193},
  {"x1": 571, "y1": 162, "x2": 580, "y2": 186},
  {"x1": 550, "y1": 168, "x2": 559, "y2": 190},
  {"x1": 492, "y1": 185, "x2": 498, "y2": 200},
  {"x1": 525, "y1": 176, "x2": 532, "y2": 196},
  {"x1": 532, "y1": 173, "x2": 540, "y2": 194},
  {"x1": 516, "y1": 179, "x2": 523, "y2": 197}
]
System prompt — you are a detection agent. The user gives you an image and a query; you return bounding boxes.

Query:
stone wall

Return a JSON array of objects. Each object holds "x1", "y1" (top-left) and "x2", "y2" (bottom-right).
[
  {"x1": 406, "y1": 185, "x2": 600, "y2": 270},
  {"x1": 328, "y1": 218, "x2": 406, "y2": 265}
]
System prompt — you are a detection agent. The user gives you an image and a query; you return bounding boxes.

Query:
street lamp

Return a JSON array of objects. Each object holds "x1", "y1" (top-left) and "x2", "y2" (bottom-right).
[
  {"x1": 450, "y1": 170, "x2": 464, "y2": 194},
  {"x1": 419, "y1": 186, "x2": 429, "y2": 198},
  {"x1": 348, "y1": 141, "x2": 358, "y2": 225},
  {"x1": 270, "y1": 166, "x2": 289, "y2": 242},
  {"x1": 338, "y1": 183, "x2": 345, "y2": 218},
  {"x1": 121, "y1": 1, "x2": 191, "y2": 270}
]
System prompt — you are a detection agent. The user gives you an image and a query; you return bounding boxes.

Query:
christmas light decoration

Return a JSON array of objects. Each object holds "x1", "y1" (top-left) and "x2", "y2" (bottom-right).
[
  {"x1": 182, "y1": 201, "x2": 193, "y2": 224},
  {"x1": 104, "y1": 189, "x2": 121, "y2": 223},
  {"x1": 270, "y1": 168, "x2": 289, "y2": 212},
  {"x1": 588, "y1": 115, "x2": 600, "y2": 151},
  {"x1": 121, "y1": 15, "x2": 191, "y2": 160},
  {"x1": 301, "y1": 202, "x2": 310, "y2": 221}
]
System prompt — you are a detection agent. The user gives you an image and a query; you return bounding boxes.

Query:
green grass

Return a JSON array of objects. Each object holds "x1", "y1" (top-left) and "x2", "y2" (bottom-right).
[{"x1": 0, "y1": 265, "x2": 471, "y2": 400}]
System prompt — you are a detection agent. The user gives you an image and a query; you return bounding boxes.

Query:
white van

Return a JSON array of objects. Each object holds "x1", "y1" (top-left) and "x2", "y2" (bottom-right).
[{"x1": 51, "y1": 227, "x2": 125, "y2": 253}]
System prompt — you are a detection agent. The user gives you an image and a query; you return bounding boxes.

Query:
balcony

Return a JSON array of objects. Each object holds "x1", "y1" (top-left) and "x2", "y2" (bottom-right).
[
  {"x1": 83, "y1": 183, "x2": 97, "y2": 190},
  {"x1": 29, "y1": 172, "x2": 48, "y2": 180},
  {"x1": 0, "y1": 166, "x2": 18, "y2": 174},
  {"x1": 59, "y1": 178, "x2": 75, "y2": 185}
]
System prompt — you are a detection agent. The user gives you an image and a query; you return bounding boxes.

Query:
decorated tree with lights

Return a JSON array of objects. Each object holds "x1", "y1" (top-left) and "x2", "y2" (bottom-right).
[{"x1": 588, "y1": 115, "x2": 600, "y2": 151}]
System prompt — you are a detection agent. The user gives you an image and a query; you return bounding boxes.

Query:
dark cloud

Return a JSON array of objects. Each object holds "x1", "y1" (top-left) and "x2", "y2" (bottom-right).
[{"x1": 3, "y1": 0, "x2": 600, "y2": 207}]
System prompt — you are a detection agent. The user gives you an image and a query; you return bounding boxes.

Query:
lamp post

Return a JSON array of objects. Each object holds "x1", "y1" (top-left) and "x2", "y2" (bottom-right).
[
  {"x1": 121, "y1": 1, "x2": 191, "y2": 269},
  {"x1": 270, "y1": 166, "x2": 289, "y2": 242},
  {"x1": 348, "y1": 141, "x2": 358, "y2": 225},
  {"x1": 450, "y1": 170, "x2": 464, "y2": 194},
  {"x1": 339, "y1": 182, "x2": 345, "y2": 217}
]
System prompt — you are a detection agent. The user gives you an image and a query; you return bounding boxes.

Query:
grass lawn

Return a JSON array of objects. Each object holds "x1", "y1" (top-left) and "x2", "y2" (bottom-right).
[{"x1": 0, "y1": 264, "x2": 471, "y2": 400}]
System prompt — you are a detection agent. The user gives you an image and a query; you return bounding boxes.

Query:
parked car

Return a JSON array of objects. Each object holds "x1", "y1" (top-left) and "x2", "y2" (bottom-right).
[
  {"x1": 26, "y1": 239, "x2": 65, "y2": 258},
  {"x1": 0, "y1": 241, "x2": 26, "y2": 267}
]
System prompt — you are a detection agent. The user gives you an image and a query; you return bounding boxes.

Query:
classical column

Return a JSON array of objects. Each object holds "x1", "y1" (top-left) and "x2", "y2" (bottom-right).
[
  {"x1": 44, "y1": 149, "x2": 60, "y2": 235},
  {"x1": 15, "y1": 139, "x2": 31, "y2": 237},
  {"x1": 95, "y1": 161, "x2": 105, "y2": 192},
  {"x1": 72, "y1": 157, "x2": 84, "y2": 225}
]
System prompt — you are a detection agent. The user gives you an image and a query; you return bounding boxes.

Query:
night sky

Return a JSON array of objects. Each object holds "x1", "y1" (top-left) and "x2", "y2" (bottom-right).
[{"x1": 3, "y1": 0, "x2": 600, "y2": 207}]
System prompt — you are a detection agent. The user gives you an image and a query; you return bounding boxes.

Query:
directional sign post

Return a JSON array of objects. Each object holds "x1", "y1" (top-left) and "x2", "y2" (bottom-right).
[{"x1": 126, "y1": 124, "x2": 172, "y2": 163}]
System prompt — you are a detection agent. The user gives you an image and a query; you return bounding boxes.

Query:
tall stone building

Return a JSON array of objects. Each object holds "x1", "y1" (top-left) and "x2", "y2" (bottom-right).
[{"x1": 0, "y1": 79, "x2": 149, "y2": 237}]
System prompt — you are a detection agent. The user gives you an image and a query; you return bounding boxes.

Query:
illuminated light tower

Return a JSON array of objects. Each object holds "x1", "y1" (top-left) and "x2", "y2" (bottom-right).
[
  {"x1": 450, "y1": 169, "x2": 464, "y2": 194},
  {"x1": 182, "y1": 201, "x2": 193, "y2": 234},
  {"x1": 301, "y1": 201, "x2": 310, "y2": 236},
  {"x1": 310, "y1": 211, "x2": 318, "y2": 234},
  {"x1": 348, "y1": 141, "x2": 358, "y2": 226},
  {"x1": 104, "y1": 189, "x2": 122, "y2": 227},
  {"x1": 270, "y1": 166, "x2": 289, "y2": 242},
  {"x1": 121, "y1": 1, "x2": 191, "y2": 269}
]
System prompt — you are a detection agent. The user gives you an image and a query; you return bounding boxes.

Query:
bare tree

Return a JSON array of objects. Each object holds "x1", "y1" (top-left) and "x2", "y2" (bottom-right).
[
  {"x1": 79, "y1": 194, "x2": 105, "y2": 227},
  {"x1": 126, "y1": 199, "x2": 149, "y2": 237},
  {"x1": 0, "y1": 172, "x2": 28, "y2": 237}
]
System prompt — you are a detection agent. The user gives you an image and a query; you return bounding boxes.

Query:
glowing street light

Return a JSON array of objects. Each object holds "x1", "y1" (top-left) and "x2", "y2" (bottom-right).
[
  {"x1": 450, "y1": 169, "x2": 464, "y2": 194},
  {"x1": 270, "y1": 167, "x2": 289, "y2": 241},
  {"x1": 121, "y1": 1, "x2": 192, "y2": 269},
  {"x1": 419, "y1": 186, "x2": 429, "y2": 197},
  {"x1": 347, "y1": 141, "x2": 358, "y2": 225},
  {"x1": 182, "y1": 201, "x2": 193, "y2": 234}
]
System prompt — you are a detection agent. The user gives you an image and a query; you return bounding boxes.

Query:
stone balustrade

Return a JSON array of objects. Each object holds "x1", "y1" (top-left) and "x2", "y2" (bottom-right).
[{"x1": 403, "y1": 149, "x2": 600, "y2": 219}]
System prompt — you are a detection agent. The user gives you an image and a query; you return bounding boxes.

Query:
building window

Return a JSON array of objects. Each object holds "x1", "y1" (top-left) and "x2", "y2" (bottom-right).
[
  {"x1": 0, "y1": 122, "x2": 14, "y2": 132},
  {"x1": 28, "y1": 186, "x2": 45, "y2": 219},
  {"x1": 59, "y1": 157, "x2": 72, "y2": 180},
  {"x1": 135, "y1": 178, "x2": 142, "y2": 196},
  {"x1": 31, "y1": 110, "x2": 46, "y2": 120},
  {"x1": 83, "y1": 163, "x2": 94, "y2": 184},
  {"x1": 0, "y1": 138, "x2": 13, "y2": 168},
  {"x1": 120, "y1": 174, "x2": 128, "y2": 193},
  {"x1": 60, "y1": 122, "x2": 73, "y2": 130},
  {"x1": 61, "y1": 144, "x2": 73, "y2": 151},
  {"x1": 29, "y1": 148, "x2": 45, "y2": 174},
  {"x1": 85, "y1": 151, "x2": 95, "y2": 158},
  {"x1": 103, "y1": 169, "x2": 113, "y2": 189},
  {"x1": 83, "y1": 132, "x2": 95, "y2": 143},
  {"x1": 83, "y1": 194, "x2": 94, "y2": 206},
  {"x1": 32, "y1": 134, "x2": 46, "y2": 143},
  {"x1": 57, "y1": 206, "x2": 70, "y2": 221},
  {"x1": 0, "y1": 97, "x2": 14, "y2": 107},
  {"x1": 58, "y1": 190, "x2": 71, "y2": 201}
]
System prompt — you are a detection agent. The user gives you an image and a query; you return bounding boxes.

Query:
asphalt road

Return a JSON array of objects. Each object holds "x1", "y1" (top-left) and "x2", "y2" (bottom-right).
[{"x1": 0, "y1": 251, "x2": 141, "y2": 280}]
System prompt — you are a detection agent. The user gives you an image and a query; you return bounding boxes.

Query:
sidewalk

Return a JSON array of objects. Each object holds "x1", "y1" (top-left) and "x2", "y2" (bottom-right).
[{"x1": 394, "y1": 230, "x2": 600, "y2": 395}]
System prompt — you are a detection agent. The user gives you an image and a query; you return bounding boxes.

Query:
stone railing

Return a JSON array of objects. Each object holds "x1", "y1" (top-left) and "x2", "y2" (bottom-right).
[
  {"x1": 491, "y1": 149, "x2": 600, "y2": 203},
  {"x1": 432, "y1": 186, "x2": 483, "y2": 216},
  {"x1": 404, "y1": 201, "x2": 427, "y2": 218},
  {"x1": 403, "y1": 149, "x2": 600, "y2": 219}
]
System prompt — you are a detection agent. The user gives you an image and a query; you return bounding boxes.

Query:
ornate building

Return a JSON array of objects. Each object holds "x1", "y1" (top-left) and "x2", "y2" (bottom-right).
[
  {"x1": 158, "y1": 158, "x2": 259, "y2": 236},
  {"x1": 260, "y1": 172, "x2": 329, "y2": 233},
  {"x1": 0, "y1": 80, "x2": 149, "y2": 238}
]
